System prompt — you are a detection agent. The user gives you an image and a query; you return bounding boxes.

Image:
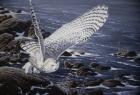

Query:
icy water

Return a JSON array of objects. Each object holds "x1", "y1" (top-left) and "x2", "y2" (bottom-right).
[{"x1": 0, "y1": 0, "x2": 140, "y2": 95}]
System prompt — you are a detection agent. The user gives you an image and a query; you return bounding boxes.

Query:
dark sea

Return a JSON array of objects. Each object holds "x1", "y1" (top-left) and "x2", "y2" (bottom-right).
[{"x1": 0, "y1": 0, "x2": 140, "y2": 95}]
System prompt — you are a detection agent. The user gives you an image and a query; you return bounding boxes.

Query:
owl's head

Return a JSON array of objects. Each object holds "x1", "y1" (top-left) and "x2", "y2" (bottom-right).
[{"x1": 40, "y1": 58, "x2": 59, "y2": 73}]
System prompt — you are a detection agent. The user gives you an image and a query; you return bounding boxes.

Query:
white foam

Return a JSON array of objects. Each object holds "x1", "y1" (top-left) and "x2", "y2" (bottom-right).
[
  {"x1": 115, "y1": 61, "x2": 140, "y2": 67},
  {"x1": 111, "y1": 67, "x2": 122, "y2": 70}
]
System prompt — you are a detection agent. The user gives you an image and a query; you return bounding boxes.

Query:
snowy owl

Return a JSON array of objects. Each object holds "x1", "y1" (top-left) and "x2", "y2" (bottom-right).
[{"x1": 21, "y1": 0, "x2": 108, "y2": 73}]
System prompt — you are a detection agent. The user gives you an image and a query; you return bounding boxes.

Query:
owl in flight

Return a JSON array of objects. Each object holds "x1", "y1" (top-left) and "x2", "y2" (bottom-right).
[{"x1": 21, "y1": 0, "x2": 108, "y2": 73}]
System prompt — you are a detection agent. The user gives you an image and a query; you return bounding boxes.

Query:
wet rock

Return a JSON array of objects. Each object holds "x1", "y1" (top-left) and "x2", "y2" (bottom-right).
[
  {"x1": 72, "y1": 63, "x2": 84, "y2": 69},
  {"x1": 64, "y1": 61, "x2": 73, "y2": 69},
  {"x1": 41, "y1": 29, "x2": 51, "y2": 38},
  {"x1": 134, "y1": 57, "x2": 140, "y2": 64},
  {"x1": 0, "y1": 15, "x2": 13, "y2": 23},
  {"x1": 90, "y1": 62, "x2": 111, "y2": 71},
  {"x1": 114, "y1": 49, "x2": 128, "y2": 57},
  {"x1": 102, "y1": 79, "x2": 124, "y2": 87},
  {"x1": 62, "y1": 51, "x2": 72, "y2": 56},
  {"x1": 84, "y1": 79, "x2": 104, "y2": 86},
  {"x1": 6, "y1": 39, "x2": 21, "y2": 51},
  {"x1": 65, "y1": 80, "x2": 80, "y2": 88},
  {"x1": 94, "y1": 65, "x2": 111, "y2": 71},
  {"x1": 125, "y1": 51, "x2": 137, "y2": 58},
  {"x1": 0, "y1": 17, "x2": 31, "y2": 35},
  {"x1": 83, "y1": 89, "x2": 104, "y2": 95},
  {"x1": 0, "y1": 56, "x2": 10, "y2": 66},
  {"x1": 16, "y1": 10, "x2": 22, "y2": 13},
  {"x1": 0, "y1": 33, "x2": 14, "y2": 51},
  {"x1": 0, "y1": 10, "x2": 10, "y2": 14},
  {"x1": 76, "y1": 67, "x2": 96, "y2": 76},
  {"x1": 90, "y1": 62, "x2": 100, "y2": 68},
  {"x1": 0, "y1": 7, "x2": 5, "y2": 10},
  {"x1": 0, "y1": 67, "x2": 50, "y2": 94}
]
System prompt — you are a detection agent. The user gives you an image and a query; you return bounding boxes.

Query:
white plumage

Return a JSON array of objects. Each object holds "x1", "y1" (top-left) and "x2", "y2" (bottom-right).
[{"x1": 21, "y1": 1, "x2": 108, "y2": 73}]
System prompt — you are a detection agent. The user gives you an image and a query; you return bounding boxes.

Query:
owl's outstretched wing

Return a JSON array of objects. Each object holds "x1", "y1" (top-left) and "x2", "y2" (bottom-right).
[{"x1": 44, "y1": 5, "x2": 108, "y2": 59}]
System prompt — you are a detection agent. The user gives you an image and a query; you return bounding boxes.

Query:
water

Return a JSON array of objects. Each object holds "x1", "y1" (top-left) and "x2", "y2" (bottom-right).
[{"x1": 0, "y1": 0, "x2": 140, "y2": 95}]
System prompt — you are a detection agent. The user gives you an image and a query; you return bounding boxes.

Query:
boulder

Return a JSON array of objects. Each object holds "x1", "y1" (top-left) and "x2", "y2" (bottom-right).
[
  {"x1": 0, "y1": 10, "x2": 10, "y2": 14},
  {"x1": 84, "y1": 79, "x2": 104, "y2": 86},
  {"x1": 0, "y1": 15, "x2": 13, "y2": 23},
  {"x1": 0, "y1": 67, "x2": 50, "y2": 94},
  {"x1": 134, "y1": 57, "x2": 140, "y2": 64},
  {"x1": 76, "y1": 67, "x2": 96, "y2": 76},
  {"x1": 90, "y1": 62, "x2": 111, "y2": 71},
  {"x1": 0, "y1": 33, "x2": 14, "y2": 51},
  {"x1": 0, "y1": 17, "x2": 31, "y2": 35},
  {"x1": 64, "y1": 61, "x2": 73, "y2": 69},
  {"x1": 83, "y1": 89, "x2": 104, "y2": 95},
  {"x1": 65, "y1": 80, "x2": 80, "y2": 88},
  {"x1": 62, "y1": 51, "x2": 72, "y2": 56},
  {"x1": 102, "y1": 79, "x2": 124, "y2": 87},
  {"x1": 125, "y1": 51, "x2": 137, "y2": 58}
]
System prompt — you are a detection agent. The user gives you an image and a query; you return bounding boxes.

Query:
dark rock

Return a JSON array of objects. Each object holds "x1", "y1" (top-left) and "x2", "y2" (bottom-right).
[
  {"x1": 0, "y1": 10, "x2": 10, "y2": 14},
  {"x1": 0, "y1": 67, "x2": 50, "y2": 94},
  {"x1": 6, "y1": 39, "x2": 21, "y2": 51},
  {"x1": 72, "y1": 63, "x2": 84, "y2": 69},
  {"x1": 83, "y1": 89, "x2": 104, "y2": 95},
  {"x1": 90, "y1": 62, "x2": 111, "y2": 71},
  {"x1": 0, "y1": 33, "x2": 14, "y2": 51},
  {"x1": 0, "y1": 7, "x2": 5, "y2": 10},
  {"x1": 102, "y1": 79, "x2": 124, "y2": 87},
  {"x1": 84, "y1": 79, "x2": 104, "y2": 86},
  {"x1": 0, "y1": 17, "x2": 31, "y2": 35},
  {"x1": 125, "y1": 51, "x2": 137, "y2": 58},
  {"x1": 16, "y1": 10, "x2": 22, "y2": 13},
  {"x1": 0, "y1": 15, "x2": 13, "y2": 23},
  {"x1": 134, "y1": 57, "x2": 140, "y2": 64},
  {"x1": 76, "y1": 67, "x2": 96, "y2": 76},
  {"x1": 41, "y1": 29, "x2": 51, "y2": 38},
  {"x1": 65, "y1": 80, "x2": 79, "y2": 88},
  {"x1": 114, "y1": 49, "x2": 128, "y2": 57},
  {"x1": 94, "y1": 65, "x2": 111, "y2": 71},
  {"x1": 64, "y1": 61, "x2": 73, "y2": 69},
  {"x1": 90, "y1": 62, "x2": 100, "y2": 68},
  {"x1": 62, "y1": 51, "x2": 72, "y2": 56},
  {"x1": 0, "y1": 56, "x2": 10, "y2": 66}
]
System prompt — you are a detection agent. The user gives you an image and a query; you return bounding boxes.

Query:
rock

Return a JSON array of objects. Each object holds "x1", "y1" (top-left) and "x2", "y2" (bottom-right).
[
  {"x1": 0, "y1": 10, "x2": 10, "y2": 14},
  {"x1": 0, "y1": 33, "x2": 14, "y2": 51},
  {"x1": 90, "y1": 62, "x2": 100, "y2": 68},
  {"x1": 125, "y1": 51, "x2": 137, "y2": 58},
  {"x1": 114, "y1": 49, "x2": 129, "y2": 57},
  {"x1": 134, "y1": 57, "x2": 140, "y2": 64},
  {"x1": 102, "y1": 79, "x2": 124, "y2": 87},
  {"x1": 114, "y1": 49, "x2": 137, "y2": 59},
  {"x1": 0, "y1": 17, "x2": 31, "y2": 35},
  {"x1": 16, "y1": 10, "x2": 22, "y2": 13},
  {"x1": 90, "y1": 62, "x2": 111, "y2": 71},
  {"x1": 94, "y1": 65, "x2": 111, "y2": 71},
  {"x1": 41, "y1": 29, "x2": 51, "y2": 38},
  {"x1": 0, "y1": 67, "x2": 50, "y2": 94},
  {"x1": 6, "y1": 39, "x2": 21, "y2": 51},
  {"x1": 64, "y1": 61, "x2": 73, "y2": 69},
  {"x1": 72, "y1": 63, "x2": 84, "y2": 69},
  {"x1": 83, "y1": 89, "x2": 104, "y2": 95},
  {"x1": 62, "y1": 51, "x2": 72, "y2": 56},
  {"x1": 0, "y1": 15, "x2": 13, "y2": 23},
  {"x1": 84, "y1": 79, "x2": 104, "y2": 86},
  {"x1": 65, "y1": 80, "x2": 79, "y2": 88},
  {"x1": 76, "y1": 67, "x2": 96, "y2": 76},
  {"x1": 0, "y1": 7, "x2": 5, "y2": 10}
]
